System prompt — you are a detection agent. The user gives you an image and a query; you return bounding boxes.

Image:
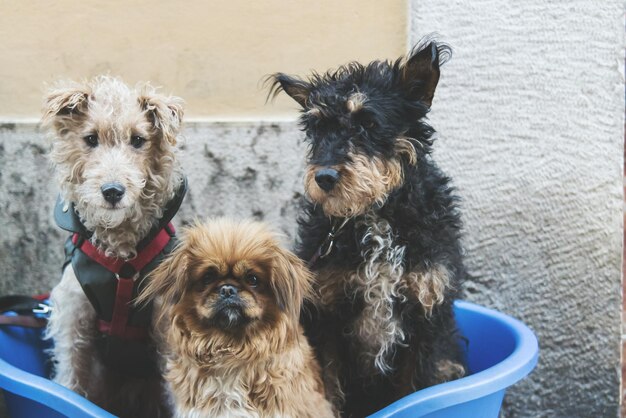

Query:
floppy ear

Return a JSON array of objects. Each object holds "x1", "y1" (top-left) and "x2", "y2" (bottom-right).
[
  {"x1": 271, "y1": 246, "x2": 314, "y2": 323},
  {"x1": 268, "y1": 73, "x2": 312, "y2": 109},
  {"x1": 41, "y1": 83, "x2": 89, "y2": 129},
  {"x1": 139, "y1": 91, "x2": 184, "y2": 146},
  {"x1": 136, "y1": 243, "x2": 189, "y2": 311},
  {"x1": 400, "y1": 41, "x2": 450, "y2": 107}
]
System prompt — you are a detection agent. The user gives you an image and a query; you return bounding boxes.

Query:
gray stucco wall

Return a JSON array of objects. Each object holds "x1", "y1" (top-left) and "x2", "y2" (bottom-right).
[
  {"x1": 411, "y1": 1, "x2": 624, "y2": 417},
  {"x1": 0, "y1": 121, "x2": 307, "y2": 298},
  {"x1": 0, "y1": 2, "x2": 623, "y2": 418}
]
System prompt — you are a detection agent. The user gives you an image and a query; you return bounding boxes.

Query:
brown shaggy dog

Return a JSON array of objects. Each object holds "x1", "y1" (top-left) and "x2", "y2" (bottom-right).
[
  {"x1": 42, "y1": 76, "x2": 185, "y2": 417},
  {"x1": 138, "y1": 218, "x2": 334, "y2": 418}
]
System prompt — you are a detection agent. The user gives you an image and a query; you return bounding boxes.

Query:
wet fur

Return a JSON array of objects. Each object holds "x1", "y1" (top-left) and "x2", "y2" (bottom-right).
[
  {"x1": 270, "y1": 39, "x2": 467, "y2": 416},
  {"x1": 43, "y1": 76, "x2": 184, "y2": 417},
  {"x1": 138, "y1": 219, "x2": 334, "y2": 418}
]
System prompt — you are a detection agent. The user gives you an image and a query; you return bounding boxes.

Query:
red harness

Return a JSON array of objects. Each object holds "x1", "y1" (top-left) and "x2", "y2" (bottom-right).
[{"x1": 71, "y1": 223, "x2": 175, "y2": 340}]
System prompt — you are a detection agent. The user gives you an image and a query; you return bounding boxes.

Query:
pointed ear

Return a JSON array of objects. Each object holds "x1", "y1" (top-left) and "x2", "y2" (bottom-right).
[
  {"x1": 135, "y1": 243, "x2": 189, "y2": 313},
  {"x1": 42, "y1": 83, "x2": 89, "y2": 128},
  {"x1": 139, "y1": 91, "x2": 184, "y2": 146},
  {"x1": 268, "y1": 73, "x2": 312, "y2": 109},
  {"x1": 270, "y1": 246, "x2": 314, "y2": 323},
  {"x1": 400, "y1": 42, "x2": 450, "y2": 107}
]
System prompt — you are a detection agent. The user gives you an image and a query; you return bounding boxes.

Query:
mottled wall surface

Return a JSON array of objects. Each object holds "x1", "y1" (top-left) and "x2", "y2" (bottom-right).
[
  {"x1": 0, "y1": 122, "x2": 307, "y2": 298},
  {"x1": 411, "y1": 1, "x2": 624, "y2": 417},
  {"x1": 0, "y1": 123, "x2": 62, "y2": 295}
]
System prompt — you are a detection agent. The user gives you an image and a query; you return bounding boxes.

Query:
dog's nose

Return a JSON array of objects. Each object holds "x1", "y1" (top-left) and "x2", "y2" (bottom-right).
[
  {"x1": 315, "y1": 168, "x2": 340, "y2": 192},
  {"x1": 101, "y1": 182, "x2": 126, "y2": 204},
  {"x1": 219, "y1": 284, "x2": 238, "y2": 299}
]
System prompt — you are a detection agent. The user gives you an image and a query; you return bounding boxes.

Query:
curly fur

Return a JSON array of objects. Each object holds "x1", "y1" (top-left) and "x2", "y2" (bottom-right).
[
  {"x1": 42, "y1": 75, "x2": 184, "y2": 258},
  {"x1": 46, "y1": 268, "x2": 101, "y2": 397},
  {"x1": 43, "y1": 75, "x2": 185, "y2": 417},
  {"x1": 138, "y1": 219, "x2": 334, "y2": 418},
  {"x1": 304, "y1": 152, "x2": 404, "y2": 217},
  {"x1": 347, "y1": 211, "x2": 407, "y2": 374},
  {"x1": 271, "y1": 39, "x2": 467, "y2": 417},
  {"x1": 402, "y1": 264, "x2": 451, "y2": 315}
]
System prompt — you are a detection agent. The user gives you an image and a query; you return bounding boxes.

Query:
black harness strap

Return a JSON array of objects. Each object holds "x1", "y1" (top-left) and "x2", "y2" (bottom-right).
[{"x1": 0, "y1": 295, "x2": 50, "y2": 328}]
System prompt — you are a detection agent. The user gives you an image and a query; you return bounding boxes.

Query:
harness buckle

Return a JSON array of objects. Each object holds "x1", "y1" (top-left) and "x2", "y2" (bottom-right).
[
  {"x1": 32, "y1": 303, "x2": 52, "y2": 317},
  {"x1": 118, "y1": 263, "x2": 137, "y2": 280}
]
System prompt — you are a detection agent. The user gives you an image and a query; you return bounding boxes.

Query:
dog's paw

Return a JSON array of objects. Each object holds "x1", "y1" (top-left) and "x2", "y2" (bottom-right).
[
  {"x1": 403, "y1": 264, "x2": 451, "y2": 315},
  {"x1": 435, "y1": 359, "x2": 466, "y2": 382}
]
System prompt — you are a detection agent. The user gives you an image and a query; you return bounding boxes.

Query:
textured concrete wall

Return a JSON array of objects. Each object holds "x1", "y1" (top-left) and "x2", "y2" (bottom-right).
[
  {"x1": 0, "y1": 2, "x2": 623, "y2": 418},
  {"x1": 410, "y1": 1, "x2": 624, "y2": 417},
  {"x1": 0, "y1": 122, "x2": 306, "y2": 299}
]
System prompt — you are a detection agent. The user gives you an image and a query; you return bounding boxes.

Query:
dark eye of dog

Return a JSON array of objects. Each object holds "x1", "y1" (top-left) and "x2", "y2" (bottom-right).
[
  {"x1": 355, "y1": 113, "x2": 377, "y2": 130},
  {"x1": 83, "y1": 134, "x2": 98, "y2": 148},
  {"x1": 201, "y1": 268, "x2": 219, "y2": 287},
  {"x1": 130, "y1": 135, "x2": 146, "y2": 149},
  {"x1": 363, "y1": 119, "x2": 376, "y2": 129},
  {"x1": 245, "y1": 274, "x2": 258, "y2": 287}
]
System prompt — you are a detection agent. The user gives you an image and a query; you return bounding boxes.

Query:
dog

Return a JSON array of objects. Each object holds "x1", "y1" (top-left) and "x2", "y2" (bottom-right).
[
  {"x1": 137, "y1": 218, "x2": 335, "y2": 418},
  {"x1": 269, "y1": 40, "x2": 467, "y2": 416},
  {"x1": 42, "y1": 76, "x2": 186, "y2": 417}
]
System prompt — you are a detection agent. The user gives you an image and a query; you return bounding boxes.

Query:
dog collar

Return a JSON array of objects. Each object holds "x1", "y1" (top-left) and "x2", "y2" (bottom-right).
[{"x1": 308, "y1": 217, "x2": 350, "y2": 268}]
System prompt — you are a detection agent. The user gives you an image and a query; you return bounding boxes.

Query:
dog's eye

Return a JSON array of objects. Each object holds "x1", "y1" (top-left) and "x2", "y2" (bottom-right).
[
  {"x1": 83, "y1": 134, "x2": 98, "y2": 148},
  {"x1": 364, "y1": 120, "x2": 376, "y2": 129},
  {"x1": 360, "y1": 117, "x2": 376, "y2": 130},
  {"x1": 245, "y1": 274, "x2": 258, "y2": 287},
  {"x1": 202, "y1": 269, "x2": 218, "y2": 287},
  {"x1": 130, "y1": 135, "x2": 146, "y2": 149},
  {"x1": 354, "y1": 113, "x2": 377, "y2": 130}
]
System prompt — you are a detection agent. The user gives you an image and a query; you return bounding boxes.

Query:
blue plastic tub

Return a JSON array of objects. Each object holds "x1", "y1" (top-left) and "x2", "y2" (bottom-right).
[{"x1": 0, "y1": 301, "x2": 538, "y2": 418}]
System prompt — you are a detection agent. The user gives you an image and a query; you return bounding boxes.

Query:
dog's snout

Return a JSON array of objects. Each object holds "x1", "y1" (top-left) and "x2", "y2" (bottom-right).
[
  {"x1": 101, "y1": 182, "x2": 126, "y2": 204},
  {"x1": 315, "y1": 168, "x2": 340, "y2": 192},
  {"x1": 219, "y1": 284, "x2": 238, "y2": 299}
]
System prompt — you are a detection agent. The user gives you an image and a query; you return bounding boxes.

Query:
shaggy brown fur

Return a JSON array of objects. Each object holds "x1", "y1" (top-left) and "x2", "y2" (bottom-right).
[
  {"x1": 42, "y1": 76, "x2": 185, "y2": 417},
  {"x1": 138, "y1": 219, "x2": 334, "y2": 418},
  {"x1": 42, "y1": 76, "x2": 184, "y2": 258},
  {"x1": 304, "y1": 152, "x2": 404, "y2": 218}
]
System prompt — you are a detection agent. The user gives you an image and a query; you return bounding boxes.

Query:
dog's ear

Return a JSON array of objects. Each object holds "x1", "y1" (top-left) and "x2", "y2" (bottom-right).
[
  {"x1": 399, "y1": 41, "x2": 451, "y2": 107},
  {"x1": 42, "y1": 83, "x2": 89, "y2": 129},
  {"x1": 136, "y1": 243, "x2": 188, "y2": 310},
  {"x1": 270, "y1": 246, "x2": 314, "y2": 323},
  {"x1": 268, "y1": 73, "x2": 312, "y2": 109},
  {"x1": 139, "y1": 92, "x2": 184, "y2": 146}
]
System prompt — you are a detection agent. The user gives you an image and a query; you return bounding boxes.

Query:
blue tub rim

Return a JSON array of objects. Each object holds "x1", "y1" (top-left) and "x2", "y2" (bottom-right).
[
  {"x1": 0, "y1": 300, "x2": 538, "y2": 418},
  {"x1": 369, "y1": 300, "x2": 539, "y2": 417},
  {"x1": 0, "y1": 315, "x2": 115, "y2": 418}
]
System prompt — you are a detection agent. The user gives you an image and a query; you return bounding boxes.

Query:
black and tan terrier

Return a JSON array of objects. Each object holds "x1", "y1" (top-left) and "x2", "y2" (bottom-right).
[{"x1": 270, "y1": 40, "x2": 467, "y2": 416}]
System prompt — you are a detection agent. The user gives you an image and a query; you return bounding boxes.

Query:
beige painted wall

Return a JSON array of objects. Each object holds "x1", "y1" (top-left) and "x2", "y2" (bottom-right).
[{"x1": 0, "y1": 1, "x2": 406, "y2": 119}]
